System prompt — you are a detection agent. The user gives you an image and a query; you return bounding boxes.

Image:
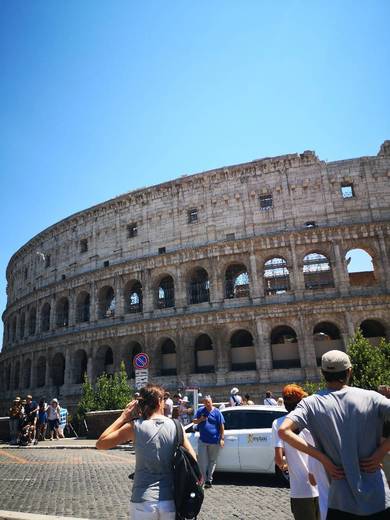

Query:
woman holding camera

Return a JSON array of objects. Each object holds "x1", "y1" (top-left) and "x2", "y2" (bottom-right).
[{"x1": 96, "y1": 384, "x2": 196, "y2": 520}]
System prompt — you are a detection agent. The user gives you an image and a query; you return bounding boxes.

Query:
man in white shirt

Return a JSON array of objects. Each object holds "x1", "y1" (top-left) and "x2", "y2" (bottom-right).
[
  {"x1": 272, "y1": 384, "x2": 322, "y2": 520},
  {"x1": 163, "y1": 392, "x2": 173, "y2": 418}
]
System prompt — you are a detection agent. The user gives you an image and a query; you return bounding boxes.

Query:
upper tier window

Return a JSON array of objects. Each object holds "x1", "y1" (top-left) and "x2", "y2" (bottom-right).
[
  {"x1": 259, "y1": 194, "x2": 273, "y2": 210},
  {"x1": 341, "y1": 183, "x2": 354, "y2": 198},
  {"x1": 127, "y1": 223, "x2": 138, "y2": 238},
  {"x1": 188, "y1": 208, "x2": 198, "y2": 224}
]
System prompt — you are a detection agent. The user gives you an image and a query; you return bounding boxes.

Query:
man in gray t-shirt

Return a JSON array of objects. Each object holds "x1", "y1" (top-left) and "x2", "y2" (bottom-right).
[{"x1": 279, "y1": 350, "x2": 390, "y2": 519}]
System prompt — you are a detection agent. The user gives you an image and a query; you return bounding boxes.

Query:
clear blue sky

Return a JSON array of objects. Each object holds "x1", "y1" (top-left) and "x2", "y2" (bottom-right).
[{"x1": 1, "y1": 1, "x2": 389, "y2": 343}]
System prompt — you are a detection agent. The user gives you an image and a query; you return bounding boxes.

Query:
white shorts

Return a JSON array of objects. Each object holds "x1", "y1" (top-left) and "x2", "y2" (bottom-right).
[{"x1": 130, "y1": 500, "x2": 175, "y2": 520}]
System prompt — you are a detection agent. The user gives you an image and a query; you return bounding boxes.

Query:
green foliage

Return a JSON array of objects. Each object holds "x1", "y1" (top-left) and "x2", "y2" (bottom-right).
[
  {"x1": 76, "y1": 362, "x2": 133, "y2": 419},
  {"x1": 302, "y1": 378, "x2": 325, "y2": 396},
  {"x1": 347, "y1": 329, "x2": 390, "y2": 390}
]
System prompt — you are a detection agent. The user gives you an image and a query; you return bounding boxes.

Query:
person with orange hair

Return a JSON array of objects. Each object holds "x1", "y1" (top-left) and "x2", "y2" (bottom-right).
[{"x1": 272, "y1": 384, "x2": 328, "y2": 520}]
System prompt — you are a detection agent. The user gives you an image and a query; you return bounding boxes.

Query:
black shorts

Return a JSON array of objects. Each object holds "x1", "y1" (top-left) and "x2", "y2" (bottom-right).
[
  {"x1": 48, "y1": 419, "x2": 59, "y2": 431},
  {"x1": 327, "y1": 508, "x2": 390, "y2": 520}
]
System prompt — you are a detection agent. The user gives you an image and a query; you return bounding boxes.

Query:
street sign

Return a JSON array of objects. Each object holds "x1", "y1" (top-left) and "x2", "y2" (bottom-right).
[
  {"x1": 135, "y1": 368, "x2": 149, "y2": 390},
  {"x1": 133, "y1": 352, "x2": 150, "y2": 370}
]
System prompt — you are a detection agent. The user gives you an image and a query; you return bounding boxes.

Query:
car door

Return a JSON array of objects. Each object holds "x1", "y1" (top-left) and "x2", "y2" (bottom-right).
[
  {"x1": 215, "y1": 410, "x2": 240, "y2": 471},
  {"x1": 238, "y1": 410, "x2": 287, "y2": 473}
]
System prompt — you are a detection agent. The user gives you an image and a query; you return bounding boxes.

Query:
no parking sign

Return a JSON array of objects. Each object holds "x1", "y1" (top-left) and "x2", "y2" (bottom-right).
[{"x1": 133, "y1": 353, "x2": 150, "y2": 389}]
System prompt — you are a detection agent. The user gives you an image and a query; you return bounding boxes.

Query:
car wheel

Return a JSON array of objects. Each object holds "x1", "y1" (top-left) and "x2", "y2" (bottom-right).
[{"x1": 275, "y1": 465, "x2": 290, "y2": 487}]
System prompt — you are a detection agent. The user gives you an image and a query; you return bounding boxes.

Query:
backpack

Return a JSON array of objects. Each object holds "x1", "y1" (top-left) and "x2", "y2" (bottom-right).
[{"x1": 172, "y1": 419, "x2": 204, "y2": 520}]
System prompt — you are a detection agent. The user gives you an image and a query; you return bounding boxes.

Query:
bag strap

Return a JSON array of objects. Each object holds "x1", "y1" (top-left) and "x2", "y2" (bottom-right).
[{"x1": 173, "y1": 418, "x2": 184, "y2": 448}]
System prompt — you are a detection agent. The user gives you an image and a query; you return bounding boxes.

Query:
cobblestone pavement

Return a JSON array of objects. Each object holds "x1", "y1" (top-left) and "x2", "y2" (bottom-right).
[{"x1": 0, "y1": 449, "x2": 292, "y2": 520}]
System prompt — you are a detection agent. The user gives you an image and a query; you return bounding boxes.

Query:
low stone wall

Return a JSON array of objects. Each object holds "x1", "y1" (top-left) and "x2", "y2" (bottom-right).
[
  {"x1": 85, "y1": 410, "x2": 122, "y2": 439},
  {"x1": 0, "y1": 417, "x2": 10, "y2": 441}
]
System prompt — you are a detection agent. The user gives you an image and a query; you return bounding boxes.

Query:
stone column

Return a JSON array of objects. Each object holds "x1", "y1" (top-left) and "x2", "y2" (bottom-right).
[
  {"x1": 176, "y1": 330, "x2": 189, "y2": 385},
  {"x1": 68, "y1": 291, "x2": 76, "y2": 327},
  {"x1": 36, "y1": 301, "x2": 42, "y2": 334},
  {"x1": 249, "y1": 251, "x2": 263, "y2": 303},
  {"x1": 341, "y1": 333, "x2": 350, "y2": 351},
  {"x1": 333, "y1": 242, "x2": 349, "y2": 296},
  {"x1": 114, "y1": 275, "x2": 124, "y2": 317},
  {"x1": 89, "y1": 282, "x2": 97, "y2": 322},
  {"x1": 344, "y1": 312, "x2": 355, "y2": 337},
  {"x1": 377, "y1": 231, "x2": 390, "y2": 290},
  {"x1": 45, "y1": 349, "x2": 51, "y2": 387},
  {"x1": 255, "y1": 319, "x2": 272, "y2": 382},
  {"x1": 210, "y1": 257, "x2": 224, "y2": 307},
  {"x1": 298, "y1": 316, "x2": 318, "y2": 374},
  {"x1": 289, "y1": 237, "x2": 305, "y2": 297},
  {"x1": 214, "y1": 331, "x2": 229, "y2": 384},
  {"x1": 49, "y1": 296, "x2": 56, "y2": 331},
  {"x1": 175, "y1": 266, "x2": 187, "y2": 310},
  {"x1": 87, "y1": 342, "x2": 94, "y2": 381},
  {"x1": 142, "y1": 269, "x2": 154, "y2": 315},
  {"x1": 64, "y1": 347, "x2": 72, "y2": 386},
  {"x1": 31, "y1": 352, "x2": 37, "y2": 389}
]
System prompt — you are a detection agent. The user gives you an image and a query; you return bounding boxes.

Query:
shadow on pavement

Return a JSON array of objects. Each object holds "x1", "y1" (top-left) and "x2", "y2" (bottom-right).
[{"x1": 212, "y1": 471, "x2": 290, "y2": 488}]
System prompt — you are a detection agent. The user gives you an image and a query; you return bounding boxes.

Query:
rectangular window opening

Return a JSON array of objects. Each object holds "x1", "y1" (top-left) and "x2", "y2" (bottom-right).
[
  {"x1": 127, "y1": 223, "x2": 138, "y2": 238},
  {"x1": 103, "y1": 260, "x2": 110, "y2": 267},
  {"x1": 259, "y1": 194, "x2": 273, "y2": 210},
  {"x1": 188, "y1": 208, "x2": 198, "y2": 224},
  {"x1": 45, "y1": 254, "x2": 51, "y2": 268},
  {"x1": 80, "y1": 239, "x2": 88, "y2": 253},
  {"x1": 226, "y1": 233, "x2": 235, "y2": 240},
  {"x1": 158, "y1": 247, "x2": 166, "y2": 255},
  {"x1": 341, "y1": 184, "x2": 354, "y2": 199}
]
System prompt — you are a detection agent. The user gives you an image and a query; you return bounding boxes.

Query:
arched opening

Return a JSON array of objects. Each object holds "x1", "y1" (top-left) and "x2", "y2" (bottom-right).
[
  {"x1": 29, "y1": 308, "x2": 36, "y2": 336},
  {"x1": 360, "y1": 319, "x2": 386, "y2": 345},
  {"x1": 23, "y1": 359, "x2": 31, "y2": 388},
  {"x1": 41, "y1": 303, "x2": 51, "y2": 332},
  {"x1": 195, "y1": 334, "x2": 214, "y2": 373},
  {"x1": 345, "y1": 248, "x2": 376, "y2": 286},
  {"x1": 271, "y1": 326, "x2": 300, "y2": 369},
  {"x1": 36, "y1": 357, "x2": 46, "y2": 387},
  {"x1": 230, "y1": 330, "x2": 256, "y2": 371},
  {"x1": 188, "y1": 268, "x2": 210, "y2": 304},
  {"x1": 225, "y1": 264, "x2": 250, "y2": 299},
  {"x1": 161, "y1": 339, "x2": 177, "y2": 376},
  {"x1": 264, "y1": 257, "x2": 290, "y2": 295},
  {"x1": 95, "y1": 345, "x2": 114, "y2": 377},
  {"x1": 156, "y1": 276, "x2": 175, "y2": 309},
  {"x1": 313, "y1": 322, "x2": 342, "y2": 365},
  {"x1": 303, "y1": 252, "x2": 334, "y2": 290},
  {"x1": 56, "y1": 297, "x2": 69, "y2": 328},
  {"x1": 14, "y1": 361, "x2": 20, "y2": 389},
  {"x1": 73, "y1": 350, "x2": 88, "y2": 384},
  {"x1": 76, "y1": 292, "x2": 90, "y2": 323},
  {"x1": 98, "y1": 286, "x2": 115, "y2": 319},
  {"x1": 128, "y1": 342, "x2": 142, "y2": 378},
  {"x1": 125, "y1": 281, "x2": 143, "y2": 313},
  {"x1": 51, "y1": 353, "x2": 65, "y2": 387},
  {"x1": 20, "y1": 312, "x2": 26, "y2": 339}
]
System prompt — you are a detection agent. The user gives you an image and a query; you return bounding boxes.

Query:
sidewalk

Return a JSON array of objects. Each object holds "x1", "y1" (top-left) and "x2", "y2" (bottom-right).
[
  {"x1": 0, "y1": 512, "x2": 90, "y2": 520},
  {"x1": 0, "y1": 438, "x2": 133, "y2": 450}
]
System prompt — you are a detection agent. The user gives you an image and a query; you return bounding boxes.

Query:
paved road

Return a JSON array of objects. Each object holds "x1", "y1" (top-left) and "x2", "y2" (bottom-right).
[{"x1": 0, "y1": 448, "x2": 292, "y2": 520}]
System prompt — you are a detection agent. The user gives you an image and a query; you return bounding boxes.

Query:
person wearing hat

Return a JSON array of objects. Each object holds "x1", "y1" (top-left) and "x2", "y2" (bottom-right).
[
  {"x1": 279, "y1": 350, "x2": 390, "y2": 519},
  {"x1": 229, "y1": 387, "x2": 242, "y2": 406},
  {"x1": 178, "y1": 396, "x2": 193, "y2": 426},
  {"x1": 46, "y1": 398, "x2": 61, "y2": 440}
]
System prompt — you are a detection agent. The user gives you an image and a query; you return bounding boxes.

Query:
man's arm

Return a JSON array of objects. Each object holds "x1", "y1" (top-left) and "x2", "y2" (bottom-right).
[
  {"x1": 219, "y1": 423, "x2": 225, "y2": 447},
  {"x1": 274, "y1": 447, "x2": 285, "y2": 470},
  {"x1": 278, "y1": 418, "x2": 345, "y2": 479},
  {"x1": 360, "y1": 437, "x2": 390, "y2": 472}
]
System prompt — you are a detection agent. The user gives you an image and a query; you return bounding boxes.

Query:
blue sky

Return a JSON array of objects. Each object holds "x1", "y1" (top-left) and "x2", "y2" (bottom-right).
[{"x1": 1, "y1": 1, "x2": 389, "y2": 343}]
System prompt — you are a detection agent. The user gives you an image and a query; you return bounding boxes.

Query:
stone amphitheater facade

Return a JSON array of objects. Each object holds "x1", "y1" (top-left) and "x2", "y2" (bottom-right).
[{"x1": 1, "y1": 141, "x2": 390, "y2": 413}]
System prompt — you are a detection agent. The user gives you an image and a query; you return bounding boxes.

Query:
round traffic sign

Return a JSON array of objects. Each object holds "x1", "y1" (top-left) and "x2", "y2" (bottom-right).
[{"x1": 133, "y1": 352, "x2": 150, "y2": 370}]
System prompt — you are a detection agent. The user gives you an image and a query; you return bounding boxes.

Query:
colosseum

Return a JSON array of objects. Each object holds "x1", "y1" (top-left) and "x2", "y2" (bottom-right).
[{"x1": 1, "y1": 141, "x2": 390, "y2": 413}]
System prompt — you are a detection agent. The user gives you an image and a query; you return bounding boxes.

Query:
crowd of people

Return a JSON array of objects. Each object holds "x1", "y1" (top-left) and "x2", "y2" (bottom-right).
[{"x1": 8, "y1": 394, "x2": 68, "y2": 445}]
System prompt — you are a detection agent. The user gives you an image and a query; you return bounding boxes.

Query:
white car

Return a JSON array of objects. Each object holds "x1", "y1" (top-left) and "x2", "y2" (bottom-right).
[{"x1": 185, "y1": 405, "x2": 287, "y2": 476}]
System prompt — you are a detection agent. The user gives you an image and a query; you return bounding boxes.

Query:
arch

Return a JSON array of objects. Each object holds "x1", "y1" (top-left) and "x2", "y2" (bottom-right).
[
  {"x1": 95, "y1": 345, "x2": 114, "y2": 377},
  {"x1": 195, "y1": 334, "x2": 214, "y2": 373},
  {"x1": 264, "y1": 257, "x2": 290, "y2": 295},
  {"x1": 23, "y1": 359, "x2": 32, "y2": 388},
  {"x1": 360, "y1": 319, "x2": 386, "y2": 344},
  {"x1": 36, "y1": 356, "x2": 46, "y2": 387},
  {"x1": 230, "y1": 329, "x2": 256, "y2": 371},
  {"x1": 156, "y1": 276, "x2": 175, "y2": 309},
  {"x1": 345, "y1": 248, "x2": 376, "y2": 286},
  {"x1": 56, "y1": 297, "x2": 69, "y2": 328},
  {"x1": 161, "y1": 338, "x2": 177, "y2": 376},
  {"x1": 124, "y1": 280, "x2": 143, "y2": 313},
  {"x1": 313, "y1": 322, "x2": 343, "y2": 365},
  {"x1": 73, "y1": 349, "x2": 88, "y2": 384},
  {"x1": 14, "y1": 361, "x2": 20, "y2": 389},
  {"x1": 20, "y1": 312, "x2": 26, "y2": 339},
  {"x1": 98, "y1": 286, "x2": 115, "y2": 319},
  {"x1": 271, "y1": 325, "x2": 300, "y2": 369},
  {"x1": 29, "y1": 307, "x2": 37, "y2": 336},
  {"x1": 303, "y1": 252, "x2": 334, "y2": 290},
  {"x1": 225, "y1": 264, "x2": 250, "y2": 299},
  {"x1": 76, "y1": 292, "x2": 90, "y2": 323},
  {"x1": 188, "y1": 267, "x2": 210, "y2": 304},
  {"x1": 41, "y1": 302, "x2": 51, "y2": 332},
  {"x1": 51, "y1": 352, "x2": 65, "y2": 387}
]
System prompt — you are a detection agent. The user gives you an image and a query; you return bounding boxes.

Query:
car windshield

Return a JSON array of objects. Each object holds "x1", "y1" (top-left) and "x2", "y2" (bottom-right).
[{"x1": 222, "y1": 409, "x2": 286, "y2": 430}]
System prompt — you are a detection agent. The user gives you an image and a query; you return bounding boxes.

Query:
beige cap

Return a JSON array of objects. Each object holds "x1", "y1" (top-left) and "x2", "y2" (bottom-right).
[{"x1": 321, "y1": 350, "x2": 352, "y2": 372}]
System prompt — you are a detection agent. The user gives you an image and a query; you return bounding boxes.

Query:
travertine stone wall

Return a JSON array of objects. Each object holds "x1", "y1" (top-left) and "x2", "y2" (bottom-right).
[{"x1": 1, "y1": 142, "x2": 389, "y2": 413}]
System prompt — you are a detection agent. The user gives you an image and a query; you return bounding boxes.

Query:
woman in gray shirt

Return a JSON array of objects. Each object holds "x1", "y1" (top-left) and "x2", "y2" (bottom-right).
[{"x1": 96, "y1": 384, "x2": 197, "y2": 519}]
